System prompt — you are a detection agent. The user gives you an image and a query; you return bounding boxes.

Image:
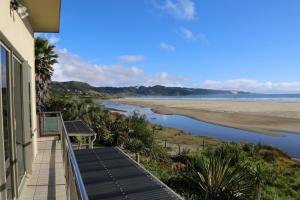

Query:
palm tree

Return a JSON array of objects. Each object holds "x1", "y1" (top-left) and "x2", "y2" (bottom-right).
[
  {"x1": 188, "y1": 155, "x2": 255, "y2": 200},
  {"x1": 35, "y1": 37, "x2": 58, "y2": 112}
]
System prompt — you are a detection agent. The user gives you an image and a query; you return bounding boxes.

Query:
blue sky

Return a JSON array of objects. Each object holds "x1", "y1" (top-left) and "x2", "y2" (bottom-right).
[{"x1": 39, "y1": 0, "x2": 300, "y2": 93}]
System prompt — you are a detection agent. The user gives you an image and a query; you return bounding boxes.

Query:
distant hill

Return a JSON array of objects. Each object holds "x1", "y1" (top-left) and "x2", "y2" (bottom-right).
[
  {"x1": 50, "y1": 81, "x2": 106, "y2": 97},
  {"x1": 50, "y1": 81, "x2": 250, "y2": 97}
]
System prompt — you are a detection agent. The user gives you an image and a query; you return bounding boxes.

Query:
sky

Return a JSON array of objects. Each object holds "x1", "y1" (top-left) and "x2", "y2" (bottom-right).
[{"x1": 38, "y1": 0, "x2": 300, "y2": 93}]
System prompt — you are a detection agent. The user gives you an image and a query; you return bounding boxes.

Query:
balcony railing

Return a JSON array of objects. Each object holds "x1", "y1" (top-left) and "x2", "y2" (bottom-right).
[
  {"x1": 40, "y1": 112, "x2": 89, "y2": 200},
  {"x1": 39, "y1": 112, "x2": 62, "y2": 137}
]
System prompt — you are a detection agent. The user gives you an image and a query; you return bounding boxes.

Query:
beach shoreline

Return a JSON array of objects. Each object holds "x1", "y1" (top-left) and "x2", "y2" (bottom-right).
[{"x1": 112, "y1": 98, "x2": 300, "y2": 135}]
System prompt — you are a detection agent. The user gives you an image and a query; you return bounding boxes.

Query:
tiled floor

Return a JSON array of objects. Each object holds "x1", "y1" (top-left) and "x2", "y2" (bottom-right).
[{"x1": 20, "y1": 140, "x2": 67, "y2": 200}]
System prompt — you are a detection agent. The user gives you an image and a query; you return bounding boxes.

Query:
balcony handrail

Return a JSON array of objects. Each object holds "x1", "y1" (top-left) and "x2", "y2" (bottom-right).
[
  {"x1": 41, "y1": 111, "x2": 89, "y2": 199},
  {"x1": 41, "y1": 111, "x2": 63, "y2": 114},
  {"x1": 59, "y1": 113, "x2": 89, "y2": 200}
]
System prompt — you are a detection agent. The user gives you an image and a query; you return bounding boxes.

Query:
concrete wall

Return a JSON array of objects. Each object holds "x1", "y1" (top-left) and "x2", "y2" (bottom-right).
[{"x1": 0, "y1": 0, "x2": 38, "y2": 157}]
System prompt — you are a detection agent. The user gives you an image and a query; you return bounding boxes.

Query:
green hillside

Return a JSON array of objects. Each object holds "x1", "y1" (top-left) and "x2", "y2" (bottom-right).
[{"x1": 50, "y1": 81, "x2": 250, "y2": 97}]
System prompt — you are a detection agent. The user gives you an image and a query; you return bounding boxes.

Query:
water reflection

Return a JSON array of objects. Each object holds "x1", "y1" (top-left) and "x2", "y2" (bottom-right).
[{"x1": 100, "y1": 101, "x2": 300, "y2": 158}]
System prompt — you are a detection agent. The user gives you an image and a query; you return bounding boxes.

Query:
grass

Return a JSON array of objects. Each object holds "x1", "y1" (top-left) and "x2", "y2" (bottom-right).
[
  {"x1": 154, "y1": 125, "x2": 220, "y2": 145},
  {"x1": 150, "y1": 124, "x2": 222, "y2": 155}
]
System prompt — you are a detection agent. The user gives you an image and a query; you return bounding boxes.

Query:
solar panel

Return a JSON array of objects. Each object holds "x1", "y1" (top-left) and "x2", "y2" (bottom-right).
[
  {"x1": 64, "y1": 120, "x2": 95, "y2": 135},
  {"x1": 75, "y1": 147, "x2": 181, "y2": 200}
]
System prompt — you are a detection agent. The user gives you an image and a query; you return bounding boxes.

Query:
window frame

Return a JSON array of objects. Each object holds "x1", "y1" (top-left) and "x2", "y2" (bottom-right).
[
  {"x1": 12, "y1": 55, "x2": 27, "y2": 191},
  {"x1": 0, "y1": 41, "x2": 17, "y2": 200},
  {"x1": 0, "y1": 38, "x2": 32, "y2": 199}
]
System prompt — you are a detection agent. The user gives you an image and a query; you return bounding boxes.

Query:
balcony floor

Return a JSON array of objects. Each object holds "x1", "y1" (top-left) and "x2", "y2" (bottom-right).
[{"x1": 20, "y1": 140, "x2": 67, "y2": 200}]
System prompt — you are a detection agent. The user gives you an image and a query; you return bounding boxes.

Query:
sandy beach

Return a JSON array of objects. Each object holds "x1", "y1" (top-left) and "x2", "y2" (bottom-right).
[{"x1": 114, "y1": 99, "x2": 300, "y2": 135}]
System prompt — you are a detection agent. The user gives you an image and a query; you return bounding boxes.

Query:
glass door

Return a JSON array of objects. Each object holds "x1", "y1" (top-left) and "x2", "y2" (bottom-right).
[
  {"x1": 13, "y1": 57, "x2": 26, "y2": 186},
  {"x1": 1, "y1": 46, "x2": 13, "y2": 200}
]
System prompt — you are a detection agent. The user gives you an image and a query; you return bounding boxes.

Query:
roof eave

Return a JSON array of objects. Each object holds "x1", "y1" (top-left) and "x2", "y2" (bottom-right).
[{"x1": 21, "y1": 0, "x2": 61, "y2": 33}]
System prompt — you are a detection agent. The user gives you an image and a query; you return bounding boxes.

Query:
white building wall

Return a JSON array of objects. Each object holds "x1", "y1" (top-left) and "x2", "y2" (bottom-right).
[{"x1": 0, "y1": 0, "x2": 38, "y2": 157}]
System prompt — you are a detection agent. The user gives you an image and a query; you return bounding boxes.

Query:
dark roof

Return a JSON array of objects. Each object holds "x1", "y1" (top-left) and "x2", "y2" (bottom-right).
[
  {"x1": 64, "y1": 120, "x2": 95, "y2": 136},
  {"x1": 75, "y1": 147, "x2": 181, "y2": 200}
]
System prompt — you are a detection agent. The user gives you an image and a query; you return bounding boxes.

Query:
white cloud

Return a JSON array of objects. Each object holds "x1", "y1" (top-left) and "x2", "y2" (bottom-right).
[
  {"x1": 160, "y1": 42, "x2": 176, "y2": 52},
  {"x1": 153, "y1": 0, "x2": 196, "y2": 21},
  {"x1": 118, "y1": 55, "x2": 146, "y2": 63},
  {"x1": 181, "y1": 28, "x2": 209, "y2": 44},
  {"x1": 53, "y1": 48, "x2": 185, "y2": 87},
  {"x1": 48, "y1": 37, "x2": 60, "y2": 44},
  {"x1": 181, "y1": 28, "x2": 194, "y2": 39},
  {"x1": 147, "y1": 72, "x2": 184, "y2": 86},
  {"x1": 35, "y1": 33, "x2": 60, "y2": 44},
  {"x1": 203, "y1": 78, "x2": 300, "y2": 93}
]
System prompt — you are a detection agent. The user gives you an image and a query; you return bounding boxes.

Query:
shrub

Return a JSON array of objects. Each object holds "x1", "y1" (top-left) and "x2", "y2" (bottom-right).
[
  {"x1": 100, "y1": 131, "x2": 113, "y2": 146},
  {"x1": 128, "y1": 112, "x2": 154, "y2": 148},
  {"x1": 259, "y1": 150, "x2": 276, "y2": 162},
  {"x1": 211, "y1": 143, "x2": 245, "y2": 165},
  {"x1": 124, "y1": 138, "x2": 145, "y2": 153},
  {"x1": 242, "y1": 143, "x2": 255, "y2": 155},
  {"x1": 147, "y1": 143, "x2": 171, "y2": 163}
]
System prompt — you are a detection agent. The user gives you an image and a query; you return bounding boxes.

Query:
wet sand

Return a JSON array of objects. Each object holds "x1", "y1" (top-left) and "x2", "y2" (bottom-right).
[{"x1": 114, "y1": 99, "x2": 300, "y2": 135}]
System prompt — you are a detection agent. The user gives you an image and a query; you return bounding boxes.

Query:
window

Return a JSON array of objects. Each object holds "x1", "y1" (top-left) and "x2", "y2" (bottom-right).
[{"x1": 1, "y1": 46, "x2": 12, "y2": 200}]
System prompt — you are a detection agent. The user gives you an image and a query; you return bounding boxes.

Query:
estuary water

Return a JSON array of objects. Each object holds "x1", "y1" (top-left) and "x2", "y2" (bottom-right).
[{"x1": 100, "y1": 101, "x2": 300, "y2": 158}]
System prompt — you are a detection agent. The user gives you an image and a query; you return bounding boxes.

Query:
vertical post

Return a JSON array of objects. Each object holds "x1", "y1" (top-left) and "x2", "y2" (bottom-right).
[
  {"x1": 67, "y1": 154, "x2": 71, "y2": 200},
  {"x1": 59, "y1": 113, "x2": 62, "y2": 142},
  {"x1": 178, "y1": 144, "x2": 181, "y2": 154},
  {"x1": 88, "y1": 136, "x2": 91, "y2": 149},
  {"x1": 135, "y1": 153, "x2": 140, "y2": 163},
  {"x1": 91, "y1": 134, "x2": 96, "y2": 150},
  {"x1": 202, "y1": 140, "x2": 205, "y2": 149},
  {"x1": 56, "y1": 113, "x2": 60, "y2": 139},
  {"x1": 41, "y1": 112, "x2": 44, "y2": 137},
  {"x1": 164, "y1": 139, "x2": 167, "y2": 149}
]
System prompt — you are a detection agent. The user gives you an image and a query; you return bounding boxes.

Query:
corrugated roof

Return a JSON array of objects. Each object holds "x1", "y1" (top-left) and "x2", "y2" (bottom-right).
[{"x1": 75, "y1": 147, "x2": 182, "y2": 200}]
